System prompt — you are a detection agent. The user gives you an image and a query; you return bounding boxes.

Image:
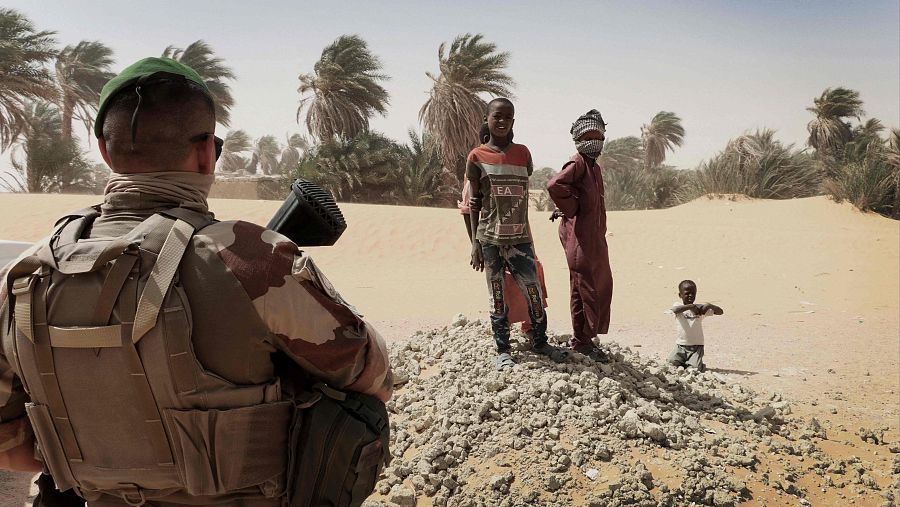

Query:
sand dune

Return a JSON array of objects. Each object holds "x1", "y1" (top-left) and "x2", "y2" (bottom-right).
[
  {"x1": 0, "y1": 193, "x2": 896, "y2": 505},
  {"x1": 0, "y1": 194, "x2": 896, "y2": 422}
]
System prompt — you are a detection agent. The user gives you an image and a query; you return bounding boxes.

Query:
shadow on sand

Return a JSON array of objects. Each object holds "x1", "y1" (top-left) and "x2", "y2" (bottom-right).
[{"x1": 707, "y1": 367, "x2": 759, "y2": 376}]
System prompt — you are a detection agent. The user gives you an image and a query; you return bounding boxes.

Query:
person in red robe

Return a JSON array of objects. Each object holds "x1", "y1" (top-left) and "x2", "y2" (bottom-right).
[{"x1": 547, "y1": 109, "x2": 612, "y2": 362}]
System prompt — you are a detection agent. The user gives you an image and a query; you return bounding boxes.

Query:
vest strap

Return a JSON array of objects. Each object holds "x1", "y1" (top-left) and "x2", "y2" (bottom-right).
[
  {"x1": 91, "y1": 252, "x2": 139, "y2": 326},
  {"x1": 159, "y1": 208, "x2": 215, "y2": 232},
  {"x1": 118, "y1": 273, "x2": 174, "y2": 467},
  {"x1": 31, "y1": 275, "x2": 84, "y2": 461},
  {"x1": 132, "y1": 219, "x2": 195, "y2": 344},
  {"x1": 11, "y1": 275, "x2": 37, "y2": 342},
  {"x1": 47, "y1": 325, "x2": 124, "y2": 348}
]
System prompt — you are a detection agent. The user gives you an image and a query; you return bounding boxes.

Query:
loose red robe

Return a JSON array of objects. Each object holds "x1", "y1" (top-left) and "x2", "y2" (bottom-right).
[{"x1": 547, "y1": 153, "x2": 613, "y2": 346}]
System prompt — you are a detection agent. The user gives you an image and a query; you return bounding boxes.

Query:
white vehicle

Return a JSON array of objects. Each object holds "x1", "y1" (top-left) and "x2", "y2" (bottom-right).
[{"x1": 0, "y1": 240, "x2": 32, "y2": 268}]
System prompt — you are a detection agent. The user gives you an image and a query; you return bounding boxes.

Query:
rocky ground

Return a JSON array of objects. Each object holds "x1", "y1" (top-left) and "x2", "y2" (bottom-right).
[{"x1": 364, "y1": 317, "x2": 900, "y2": 507}]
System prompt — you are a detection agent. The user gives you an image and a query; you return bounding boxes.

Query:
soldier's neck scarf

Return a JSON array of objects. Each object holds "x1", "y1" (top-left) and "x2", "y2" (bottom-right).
[
  {"x1": 571, "y1": 109, "x2": 607, "y2": 158},
  {"x1": 104, "y1": 171, "x2": 214, "y2": 213}
]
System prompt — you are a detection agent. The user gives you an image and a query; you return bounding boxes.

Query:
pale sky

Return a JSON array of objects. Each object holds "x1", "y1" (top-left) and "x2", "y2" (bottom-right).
[{"x1": 4, "y1": 0, "x2": 899, "y2": 172}]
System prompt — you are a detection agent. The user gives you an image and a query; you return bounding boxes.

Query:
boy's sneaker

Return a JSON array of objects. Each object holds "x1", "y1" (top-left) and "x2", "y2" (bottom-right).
[
  {"x1": 532, "y1": 342, "x2": 569, "y2": 362},
  {"x1": 495, "y1": 352, "x2": 516, "y2": 370},
  {"x1": 573, "y1": 343, "x2": 609, "y2": 363}
]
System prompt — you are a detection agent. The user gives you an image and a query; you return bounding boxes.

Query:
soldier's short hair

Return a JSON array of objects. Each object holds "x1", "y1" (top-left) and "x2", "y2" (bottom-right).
[{"x1": 102, "y1": 80, "x2": 215, "y2": 173}]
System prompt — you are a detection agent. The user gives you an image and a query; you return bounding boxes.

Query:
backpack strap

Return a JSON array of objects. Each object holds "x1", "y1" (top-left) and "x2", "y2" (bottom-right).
[
  {"x1": 131, "y1": 217, "x2": 196, "y2": 344},
  {"x1": 51, "y1": 206, "x2": 101, "y2": 249},
  {"x1": 159, "y1": 207, "x2": 217, "y2": 232},
  {"x1": 29, "y1": 274, "x2": 84, "y2": 461},
  {"x1": 116, "y1": 253, "x2": 175, "y2": 468},
  {"x1": 90, "y1": 251, "x2": 139, "y2": 326},
  {"x1": 7, "y1": 255, "x2": 51, "y2": 341}
]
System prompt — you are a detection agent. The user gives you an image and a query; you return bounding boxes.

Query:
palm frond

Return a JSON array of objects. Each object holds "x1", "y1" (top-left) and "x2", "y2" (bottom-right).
[
  {"x1": 641, "y1": 111, "x2": 684, "y2": 169},
  {"x1": 8, "y1": 100, "x2": 97, "y2": 193},
  {"x1": 420, "y1": 33, "x2": 514, "y2": 183},
  {"x1": 806, "y1": 87, "x2": 865, "y2": 155},
  {"x1": 248, "y1": 135, "x2": 281, "y2": 175},
  {"x1": 292, "y1": 131, "x2": 401, "y2": 202},
  {"x1": 55, "y1": 40, "x2": 115, "y2": 142},
  {"x1": 162, "y1": 40, "x2": 235, "y2": 126},
  {"x1": 677, "y1": 129, "x2": 821, "y2": 202},
  {"x1": 0, "y1": 8, "x2": 58, "y2": 150},
  {"x1": 297, "y1": 35, "x2": 389, "y2": 141}
]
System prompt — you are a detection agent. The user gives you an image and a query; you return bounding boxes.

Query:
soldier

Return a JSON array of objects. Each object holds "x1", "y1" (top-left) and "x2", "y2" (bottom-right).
[{"x1": 0, "y1": 57, "x2": 392, "y2": 506}]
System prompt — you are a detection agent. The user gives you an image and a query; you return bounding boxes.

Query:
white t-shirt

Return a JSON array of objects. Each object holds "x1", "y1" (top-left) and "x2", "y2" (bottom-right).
[{"x1": 670, "y1": 302, "x2": 714, "y2": 346}]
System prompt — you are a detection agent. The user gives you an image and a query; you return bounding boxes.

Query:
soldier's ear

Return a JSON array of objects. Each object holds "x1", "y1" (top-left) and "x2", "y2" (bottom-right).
[
  {"x1": 99, "y1": 137, "x2": 113, "y2": 169},
  {"x1": 193, "y1": 135, "x2": 216, "y2": 175}
]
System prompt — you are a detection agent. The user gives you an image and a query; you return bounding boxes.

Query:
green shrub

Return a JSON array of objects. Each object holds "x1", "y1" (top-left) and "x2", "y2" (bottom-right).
[
  {"x1": 676, "y1": 130, "x2": 821, "y2": 202},
  {"x1": 825, "y1": 154, "x2": 897, "y2": 216}
]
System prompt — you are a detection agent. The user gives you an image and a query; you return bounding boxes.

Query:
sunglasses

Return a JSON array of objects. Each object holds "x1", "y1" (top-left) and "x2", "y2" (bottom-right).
[{"x1": 189, "y1": 133, "x2": 224, "y2": 161}]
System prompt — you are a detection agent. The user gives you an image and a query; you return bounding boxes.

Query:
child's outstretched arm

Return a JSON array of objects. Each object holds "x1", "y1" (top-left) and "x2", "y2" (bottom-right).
[
  {"x1": 702, "y1": 303, "x2": 724, "y2": 315},
  {"x1": 672, "y1": 304, "x2": 700, "y2": 314}
]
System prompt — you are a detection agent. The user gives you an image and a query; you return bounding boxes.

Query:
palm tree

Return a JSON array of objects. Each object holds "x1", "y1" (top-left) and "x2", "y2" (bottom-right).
[
  {"x1": 0, "y1": 8, "x2": 57, "y2": 150},
  {"x1": 162, "y1": 40, "x2": 235, "y2": 127},
  {"x1": 248, "y1": 135, "x2": 281, "y2": 175},
  {"x1": 806, "y1": 87, "x2": 864, "y2": 155},
  {"x1": 3, "y1": 101, "x2": 94, "y2": 193},
  {"x1": 297, "y1": 35, "x2": 389, "y2": 141},
  {"x1": 218, "y1": 129, "x2": 252, "y2": 173},
  {"x1": 599, "y1": 136, "x2": 644, "y2": 172},
  {"x1": 529, "y1": 167, "x2": 556, "y2": 190},
  {"x1": 393, "y1": 129, "x2": 452, "y2": 206},
  {"x1": 680, "y1": 129, "x2": 820, "y2": 201},
  {"x1": 295, "y1": 131, "x2": 400, "y2": 202},
  {"x1": 889, "y1": 129, "x2": 900, "y2": 218},
  {"x1": 55, "y1": 40, "x2": 115, "y2": 142},
  {"x1": 641, "y1": 111, "x2": 684, "y2": 169},
  {"x1": 420, "y1": 34, "x2": 514, "y2": 183},
  {"x1": 843, "y1": 118, "x2": 885, "y2": 163},
  {"x1": 278, "y1": 133, "x2": 310, "y2": 174}
]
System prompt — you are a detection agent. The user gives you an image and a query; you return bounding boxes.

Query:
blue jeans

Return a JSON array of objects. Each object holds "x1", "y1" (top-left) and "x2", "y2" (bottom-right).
[{"x1": 482, "y1": 242, "x2": 548, "y2": 353}]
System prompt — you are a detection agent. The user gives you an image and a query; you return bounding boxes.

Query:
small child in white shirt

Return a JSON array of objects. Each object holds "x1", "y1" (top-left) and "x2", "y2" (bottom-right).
[{"x1": 668, "y1": 280, "x2": 724, "y2": 371}]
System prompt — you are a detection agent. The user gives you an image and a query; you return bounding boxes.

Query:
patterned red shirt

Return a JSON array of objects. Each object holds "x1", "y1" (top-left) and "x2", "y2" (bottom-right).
[{"x1": 466, "y1": 143, "x2": 534, "y2": 245}]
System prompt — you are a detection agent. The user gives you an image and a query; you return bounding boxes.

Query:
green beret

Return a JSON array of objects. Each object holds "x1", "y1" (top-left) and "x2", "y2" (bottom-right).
[{"x1": 94, "y1": 57, "x2": 212, "y2": 138}]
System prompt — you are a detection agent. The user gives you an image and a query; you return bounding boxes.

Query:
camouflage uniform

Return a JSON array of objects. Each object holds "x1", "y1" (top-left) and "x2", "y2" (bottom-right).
[{"x1": 0, "y1": 192, "x2": 393, "y2": 505}]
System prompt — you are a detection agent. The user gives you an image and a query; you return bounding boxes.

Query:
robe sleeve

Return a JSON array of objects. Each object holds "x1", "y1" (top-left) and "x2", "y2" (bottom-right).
[{"x1": 547, "y1": 160, "x2": 584, "y2": 218}]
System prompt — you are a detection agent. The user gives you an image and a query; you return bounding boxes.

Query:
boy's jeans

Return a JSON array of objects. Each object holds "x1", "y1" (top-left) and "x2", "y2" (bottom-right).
[{"x1": 482, "y1": 242, "x2": 548, "y2": 352}]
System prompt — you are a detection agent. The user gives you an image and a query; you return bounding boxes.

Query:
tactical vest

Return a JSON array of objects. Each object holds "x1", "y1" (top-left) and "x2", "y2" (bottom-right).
[{"x1": 1, "y1": 208, "x2": 292, "y2": 504}]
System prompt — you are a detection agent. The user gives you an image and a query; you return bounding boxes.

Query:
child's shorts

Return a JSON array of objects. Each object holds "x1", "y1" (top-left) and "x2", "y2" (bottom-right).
[{"x1": 668, "y1": 344, "x2": 705, "y2": 371}]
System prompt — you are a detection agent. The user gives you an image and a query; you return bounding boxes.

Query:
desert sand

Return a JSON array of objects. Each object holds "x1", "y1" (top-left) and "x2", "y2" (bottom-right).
[{"x1": 0, "y1": 193, "x2": 896, "y2": 506}]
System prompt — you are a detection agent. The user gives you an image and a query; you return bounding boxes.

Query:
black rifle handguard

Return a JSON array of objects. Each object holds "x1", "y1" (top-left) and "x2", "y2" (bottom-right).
[{"x1": 268, "y1": 179, "x2": 347, "y2": 247}]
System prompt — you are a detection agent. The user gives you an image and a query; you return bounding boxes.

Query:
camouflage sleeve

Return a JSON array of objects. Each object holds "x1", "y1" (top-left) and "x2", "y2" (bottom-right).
[{"x1": 199, "y1": 221, "x2": 393, "y2": 401}]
